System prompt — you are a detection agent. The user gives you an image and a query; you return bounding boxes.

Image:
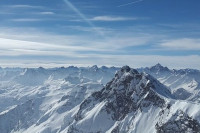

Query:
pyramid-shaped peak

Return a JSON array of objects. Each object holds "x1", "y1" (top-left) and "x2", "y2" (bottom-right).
[
  {"x1": 151, "y1": 63, "x2": 165, "y2": 69},
  {"x1": 112, "y1": 65, "x2": 172, "y2": 98},
  {"x1": 155, "y1": 63, "x2": 162, "y2": 67},
  {"x1": 150, "y1": 63, "x2": 170, "y2": 71}
]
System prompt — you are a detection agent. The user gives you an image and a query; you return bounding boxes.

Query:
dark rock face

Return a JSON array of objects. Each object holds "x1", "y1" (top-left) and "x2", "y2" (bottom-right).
[
  {"x1": 75, "y1": 66, "x2": 168, "y2": 121},
  {"x1": 156, "y1": 110, "x2": 200, "y2": 133},
  {"x1": 111, "y1": 126, "x2": 119, "y2": 133}
]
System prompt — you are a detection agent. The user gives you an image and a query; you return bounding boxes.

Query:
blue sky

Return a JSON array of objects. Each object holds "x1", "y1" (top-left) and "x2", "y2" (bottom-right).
[{"x1": 0, "y1": 0, "x2": 200, "y2": 69}]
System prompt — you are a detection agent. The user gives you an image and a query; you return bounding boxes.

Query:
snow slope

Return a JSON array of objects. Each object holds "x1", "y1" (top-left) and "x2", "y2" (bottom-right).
[{"x1": 139, "y1": 64, "x2": 200, "y2": 101}]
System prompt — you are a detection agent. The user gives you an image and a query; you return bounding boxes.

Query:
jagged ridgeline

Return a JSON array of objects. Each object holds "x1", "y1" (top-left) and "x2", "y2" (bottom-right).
[{"x1": 0, "y1": 65, "x2": 200, "y2": 133}]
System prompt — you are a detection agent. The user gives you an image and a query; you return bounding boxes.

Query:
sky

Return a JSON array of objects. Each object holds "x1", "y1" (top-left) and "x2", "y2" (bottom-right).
[{"x1": 0, "y1": 0, "x2": 200, "y2": 69}]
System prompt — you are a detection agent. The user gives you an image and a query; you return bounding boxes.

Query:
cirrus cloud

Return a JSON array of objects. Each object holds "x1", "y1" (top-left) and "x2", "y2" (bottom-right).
[
  {"x1": 90, "y1": 16, "x2": 139, "y2": 21},
  {"x1": 160, "y1": 38, "x2": 200, "y2": 50}
]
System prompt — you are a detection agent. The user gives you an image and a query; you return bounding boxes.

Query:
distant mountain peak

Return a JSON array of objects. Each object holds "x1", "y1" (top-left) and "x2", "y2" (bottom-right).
[
  {"x1": 100, "y1": 66, "x2": 108, "y2": 69},
  {"x1": 90, "y1": 65, "x2": 99, "y2": 71},
  {"x1": 155, "y1": 63, "x2": 162, "y2": 67},
  {"x1": 91, "y1": 65, "x2": 98, "y2": 69},
  {"x1": 152, "y1": 63, "x2": 164, "y2": 69},
  {"x1": 150, "y1": 63, "x2": 170, "y2": 72},
  {"x1": 38, "y1": 66, "x2": 45, "y2": 70}
]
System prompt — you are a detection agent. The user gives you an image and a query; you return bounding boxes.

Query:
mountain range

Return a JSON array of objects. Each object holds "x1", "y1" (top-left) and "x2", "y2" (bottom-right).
[{"x1": 0, "y1": 64, "x2": 200, "y2": 133}]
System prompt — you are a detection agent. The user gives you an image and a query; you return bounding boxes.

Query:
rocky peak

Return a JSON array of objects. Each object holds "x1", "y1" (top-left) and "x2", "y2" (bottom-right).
[
  {"x1": 121, "y1": 65, "x2": 131, "y2": 72},
  {"x1": 111, "y1": 66, "x2": 171, "y2": 97},
  {"x1": 150, "y1": 63, "x2": 170, "y2": 72},
  {"x1": 115, "y1": 65, "x2": 138, "y2": 79},
  {"x1": 76, "y1": 66, "x2": 168, "y2": 121},
  {"x1": 155, "y1": 63, "x2": 162, "y2": 68}
]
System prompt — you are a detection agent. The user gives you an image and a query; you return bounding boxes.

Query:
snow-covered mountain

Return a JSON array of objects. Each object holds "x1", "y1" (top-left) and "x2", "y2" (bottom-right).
[
  {"x1": 0, "y1": 74, "x2": 104, "y2": 133},
  {"x1": 65, "y1": 66, "x2": 200, "y2": 133},
  {"x1": 0, "y1": 65, "x2": 117, "y2": 133},
  {"x1": 139, "y1": 64, "x2": 200, "y2": 102},
  {"x1": 0, "y1": 65, "x2": 200, "y2": 133}
]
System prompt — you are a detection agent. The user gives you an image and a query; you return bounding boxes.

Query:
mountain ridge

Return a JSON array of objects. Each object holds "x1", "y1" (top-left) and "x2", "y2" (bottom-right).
[{"x1": 0, "y1": 65, "x2": 200, "y2": 132}]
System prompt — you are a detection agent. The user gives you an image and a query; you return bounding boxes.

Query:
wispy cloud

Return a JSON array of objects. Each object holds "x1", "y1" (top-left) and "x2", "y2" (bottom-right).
[
  {"x1": 0, "y1": 26, "x2": 155, "y2": 58},
  {"x1": 64, "y1": 25, "x2": 114, "y2": 34},
  {"x1": 0, "y1": 4, "x2": 48, "y2": 16},
  {"x1": 10, "y1": 18, "x2": 42, "y2": 22},
  {"x1": 0, "y1": 0, "x2": 199, "y2": 69},
  {"x1": 160, "y1": 38, "x2": 200, "y2": 50},
  {"x1": 90, "y1": 16, "x2": 138, "y2": 21},
  {"x1": 0, "y1": 37, "x2": 101, "y2": 56},
  {"x1": 5, "y1": 4, "x2": 43, "y2": 9},
  {"x1": 0, "y1": 27, "x2": 199, "y2": 69},
  {"x1": 118, "y1": 0, "x2": 144, "y2": 7},
  {"x1": 38, "y1": 12, "x2": 55, "y2": 15}
]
